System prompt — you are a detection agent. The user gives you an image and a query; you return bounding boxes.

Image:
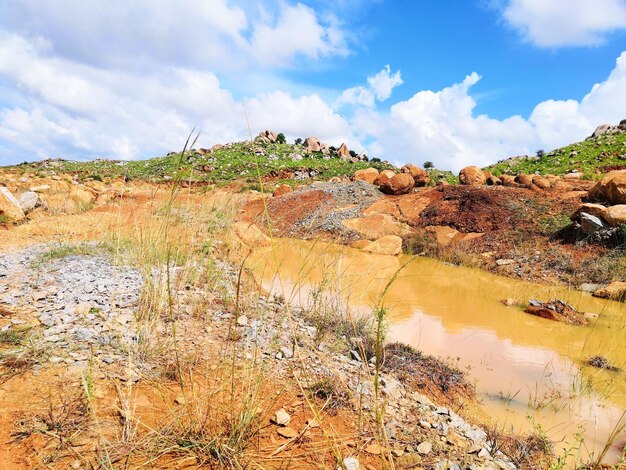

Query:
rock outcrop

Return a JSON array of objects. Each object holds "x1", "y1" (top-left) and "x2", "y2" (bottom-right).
[
  {"x1": 361, "y1": 235, "x2": 403, "y2": 256},
  {"x1": 255, "y1": 130, "x2": 278, "y2": 144},
  {"x1": 593, "y1": 282, "x2": 626, "y2": 301}
]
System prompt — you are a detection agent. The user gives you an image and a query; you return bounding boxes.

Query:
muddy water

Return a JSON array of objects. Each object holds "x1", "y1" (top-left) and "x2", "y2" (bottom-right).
[{"x1": 246, "y1": 239, "x2": 626, "y2": 465}]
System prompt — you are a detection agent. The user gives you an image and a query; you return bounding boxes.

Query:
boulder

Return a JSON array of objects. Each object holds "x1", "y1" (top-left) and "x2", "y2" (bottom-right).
[
  {"x1": 592, "y1": 282, "x2": 626, "y2": 301},
  {"x1": 570, "y1": 203, "x2": 607, "y2": 222},
  {"x1": 588, "y1": 170, "x2": 626, "y2": 204},
  {"x1": 424, "y1": 226, "x2": 460, "y2": 247},
  {"x1": 514, "y1": 174, "x2": 534, "y2": 187},
  {"x1": 485, "y1": 173, "x2": 502, "y2": 186},
  {"x1": 233, "y1": 222, "x2": 271, "y2": 247},
  {"x1": 580, "y1": 213, "x2": 609, "y2": 235},
  {"x1": 532, "y1": 175, "x2": 551, "y2": 189},
  {"x1": 602, "y1": 205, "x2": 626, "y2": 226},
  {"x1": 303, "y1": 137, "x2": 322, "y2": 153},
  {"x1": 361, "y1": 235, "x2": 403, "y2": 256},
  {"x1": 591, "y1": 124, "x2": 613, "y2": 138},
  {"x1": 499, "y1": 175, "x2": 517, "y2": 187},
  {"x1": 17, "y1": 191, "x2": 46, "y2": 213},
  {"x1": 374, "y1": 170, "x2": 396, "y2": 187},
  {"x1": 338, "y1": 143, "x2": 350, "y2": 158},
  {"x1": 379, "y1": 173, "x2": 414, "y2": 195},
  {"x1": 272, "y1": 184, "x2": 293, "y2": 197},
  {"x1": 342, "y1": 213, "x2": 410, "y2": 240},
  {"x1": 459, "y1": 166, "x2": 486, "y2": 186},
  {"x1": 401, "y1": 164, "x2": 430, "y2": 187},
  {"x1": 0, "y1": 187, "x2": 25, "y2": 221},
  {"x1": 353, "y1": 168, "x2": 379, "y2": 185}
]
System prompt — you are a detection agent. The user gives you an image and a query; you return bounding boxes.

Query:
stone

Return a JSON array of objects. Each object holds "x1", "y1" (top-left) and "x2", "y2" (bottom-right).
[
  {"x1": 593, "y1": 282, "x2": 626, "y2": 301},
  {"x1": 485, "y1": 173, "x2": 502, "y2": 186},
  {"x1": 602, "y1": 205, "x2": 626, "y2": 226},
  {"x1": 401, "y1": 163, "x2": 430, "y2": 186},
  {"x1": 514, "y1": 174, "x2": 534, "y2": 187},
  {"x1": 361, "y1": 235, "x2": 403, "y2": 256},
  {"x1": 277, "y1": 426, "x2": 298, "y2": 438},
  {"x1": 271, "y1": 408, "x2": 291, "y2": 426},
  {"x1": 374, "y1": 170, "x2": 396, "y2": 187},
  {"x1": 353, "y1": 168, "x2": 379, "y2": 185},
  {"x1": 532, "y1": 175, "x2": 551, "y2": 189},
  {"x1": 237, "y1": 315, "x2": 248, "y2": 327},
  {"x1": 273, "y1": 184, "x2": 293, "y2": 197},
  {"x1": 580, "y1": 213, "x2": 609, "y2": 235},
  {"x1": 499, "y1": 174, "x2": 517, "y2": 187},
  {"x1": 495, "y1": 259, "x2": 515, "y2": 266},
  {"x1": 416, "y1": 441, "x2": 432, "y2": 455},
  {"x1": 233, "y1": 222, "x2": 272, "y2": 247},
  {"x1": 338, "y1": 143, "x2": 350, "y2": 158},
  {"x1": 570, "y1": 203, "x2": 607, "y2": 222},
  {"x1": 379, "y1": 173, "x2": 414, "y2": 195},
  {"x1": 18, "y1": 191, "x2": 45, "y2": 213},
  {"x1": 303, "y1": 137, "x2": 322, "y2": 153},
  {"x1": 500, "y1": 298, "x2": 515, "y2": 306},
  {"x1": 0, "y1": 187, "x2": 25, "y2": 221},
  {"x1": 459, "y1": 166, "x2": 486, "y2": 186},
  {"x1": 425, "y1": 226, "x2": 460, "y2": 247},
  {"x1": 588, "y1": 170, "x2": 626, "y2": 204},
  {"x1": 338, "y1": 457, "x2": 359, "y2": 470},
  {"x1": 342, "y1": 213, "x2": 410, "y2": 240}
]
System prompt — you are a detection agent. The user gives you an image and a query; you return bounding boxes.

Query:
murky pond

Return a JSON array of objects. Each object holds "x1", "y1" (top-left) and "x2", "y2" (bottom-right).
[{"x1": 246, "y1": 238, "x2": 626, "y2": 465}]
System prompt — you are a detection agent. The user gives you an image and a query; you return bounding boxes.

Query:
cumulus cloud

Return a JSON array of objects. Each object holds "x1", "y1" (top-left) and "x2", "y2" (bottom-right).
[
  {"x1": 354, "y1": 52, "x2": 626, "y2": 171},
  {"x1": 501, "y1": 0, "x2": 626, "y2": 47},
  {"x1": 336, "y1": 65, "x2": 403, "y2": 107}
]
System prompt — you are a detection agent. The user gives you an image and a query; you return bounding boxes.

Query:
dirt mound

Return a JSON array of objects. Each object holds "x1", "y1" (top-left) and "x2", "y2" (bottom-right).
[
  {"x1": 415, "y1": 186, "x2": 527, "y2": 233},
  {"x1": 241, "y1": 181, "x2": 382, "y2": 239}
]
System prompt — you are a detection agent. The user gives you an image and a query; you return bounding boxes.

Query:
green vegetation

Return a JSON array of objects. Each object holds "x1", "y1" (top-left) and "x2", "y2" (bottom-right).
[
  {"x1": 6, "y1": 140, "x2": 395, "y2": 185},
  {"x1": 485, "y1": 132, "x2": 626, "y2": 178}
]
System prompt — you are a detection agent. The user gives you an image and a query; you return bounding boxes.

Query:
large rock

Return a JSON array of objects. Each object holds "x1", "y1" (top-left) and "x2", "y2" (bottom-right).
[
  {"x1": 338, "y1": 143, "x2": 350, "y2": 158},
  {"x1": 459, "y1": 166, "x2": 486, "y2": 186},
  {"x1": 532, "y1": 175, "x2": 551, "y2": 189},
  {"x1": 591, "y1": 124, "x2": 613, "y2": 138},
  {"x1": 424, "y1": 226, "x2": 484, "y2": 247},
  {"x1": 593, "y1": 282, "x2": 626, "y2": 301},
  {"x1": 401, "y1": 164, "x2": 430, "y2": 187},
  {"x1": 361, "y1": 235, "x2": 403, "y2": 256},
  {"x1": 602, "y1": 205, "x2": 626, "y2": 226},
  {"x1": 233, "y1": 222, "x2": 271, "y2": 247},
  {"x1": 580, "y1": 213, "x2": 609, "y2": 235},
  {"x1": 17, "y1": 191, "x2": 46, "y2": 213},
  {"x1": 588, "y1": 170, "x2": 626, "y2": 204},
  {"x1": 514, "y1": 174, "x2": 534, "y2": 187},
  {"x1": 374, "y1": 170, "x2": 395, "y2": 187},
  {"x1": 499, "y1": 175, "x2": 517, "y2": 187},
  {"x1": 0, "y1": 187, "x2": 25, "y2": 221},
  {"x1": 303, "y1": 137, "x2": 322, "y2": 153},
  {"x1": 379, "y1": 173, "x2": 414, "y2": 195},
  {"x1": 570, "y1": 203, "x2": 607, "y2": 222},
  {"x1": 342, "y1": 213, "x2": 410, "y2": 240},
  {"x1": 353, "y1": 168, "x2": 379, "y2": 184}
]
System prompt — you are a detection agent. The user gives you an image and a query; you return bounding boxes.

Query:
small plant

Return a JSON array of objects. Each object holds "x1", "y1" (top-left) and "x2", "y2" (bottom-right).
[
  {"x1": 0, "y1": 327, "x2": 32, "y2": 346},
  {"x1": 308, "y1": 377, "x2": 350, "y2": 412}
]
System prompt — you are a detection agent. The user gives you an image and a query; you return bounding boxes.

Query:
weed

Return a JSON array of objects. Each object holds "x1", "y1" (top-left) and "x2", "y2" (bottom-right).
[
  {"x1": 0, "y1": 326, "x2": 31, "y2": 345},
  {"x1": 308, "y1": 377, "x2": 350, "y2": 412}
]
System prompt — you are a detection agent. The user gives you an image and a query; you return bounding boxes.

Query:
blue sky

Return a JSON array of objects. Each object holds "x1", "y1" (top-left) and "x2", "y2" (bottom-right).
[{"x1": 1, "y1": 0, "x2": 626, "y2": 171}]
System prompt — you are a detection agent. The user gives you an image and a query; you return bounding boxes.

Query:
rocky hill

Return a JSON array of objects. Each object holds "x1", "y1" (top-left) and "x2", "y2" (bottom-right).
[{"x1": 485, "y1": 120, "x2": 626, "y2": 178}]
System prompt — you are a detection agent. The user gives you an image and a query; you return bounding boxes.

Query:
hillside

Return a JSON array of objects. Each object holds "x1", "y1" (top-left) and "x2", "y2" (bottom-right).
[
  {"x1": 6, "y1": 135, "x2": 395, "y2": 187},
  {"x1": 485, "y1": 122, "x2": 626, "y2": 178}
]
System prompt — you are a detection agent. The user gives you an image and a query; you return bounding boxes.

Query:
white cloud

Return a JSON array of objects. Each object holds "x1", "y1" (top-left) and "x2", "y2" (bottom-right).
[
  {"x1": 0, "y1": 0, "x2": 346, "y2": 71},
  {"x1": 336, "y1": 65, "x2": 403, "y2": 107},
  {"x1": 354, "y1": 51, "x2": 626, "y2": 171},
  {"x1": 501, "y1": 0, "x2": 626, "y2": 47}
]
